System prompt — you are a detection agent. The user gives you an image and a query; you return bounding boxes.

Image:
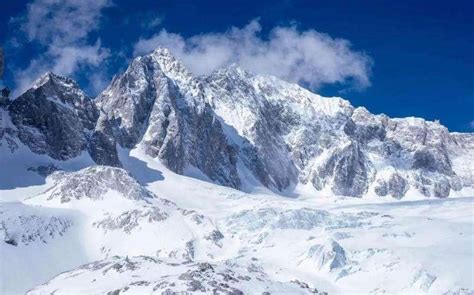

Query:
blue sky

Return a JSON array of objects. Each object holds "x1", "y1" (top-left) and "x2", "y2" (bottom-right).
[{"x1": 1, "y1": 0, "x2": 473, "y2": 131}]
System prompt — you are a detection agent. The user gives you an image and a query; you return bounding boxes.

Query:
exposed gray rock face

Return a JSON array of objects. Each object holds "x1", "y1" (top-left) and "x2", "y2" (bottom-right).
[
  {"x1": 412, "y1": 172, "x2": 453, "y2": 198},
  {"x1": 95, "y1": 57, "x2": 159, "y2": 148},
  {"x1": 5, "y1": 73, "x2": 120, "y2": 166},
  {"x1": 347, "y1": 108, "x2": 468, "y2": 198},
  {"x1": 96, "y1": 48, "x2": 240, "y2": 188},
  {"x1": 205, "y1": 65, "x2": 301, "y2": 191},
  {"x1": 374, "y1": 173, "x2": 408, "y2": 199},
  {"x1": 315, "y1": 141, "x2": 374, "y2": 197},
  {"x1": 0, "y1": 107, "x2": 18, "y2": 153},
  {"x1": 8, "y1": 73, "x2": 98, "y2": 160},
  {"x1": 412, "y1": 147, "x2": 452, "y2": 174},
  {"x1": 88, "y1": 112, "x2": 121, "y2": 166},
  {"x1": 448, "y1": 133, "x2": 474, "y2": 187}
]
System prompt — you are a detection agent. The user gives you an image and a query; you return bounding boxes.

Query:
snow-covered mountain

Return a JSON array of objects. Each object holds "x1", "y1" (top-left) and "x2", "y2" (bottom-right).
[
  {"x1": 2, "y1": 47, "x2": 473, "y2": 199},
  {"x1": 1, "y1": 47, "x2": 473, "y2": 294},
  {"x1": 93, "y1": 47, "x2": 473, "y2": 198}
]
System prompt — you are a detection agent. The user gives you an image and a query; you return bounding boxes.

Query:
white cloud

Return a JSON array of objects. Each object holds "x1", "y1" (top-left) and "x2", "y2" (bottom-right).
[
  {"x1": 13, "y1": 0, "x2": 112, "y2": 96},
  {"x1": 49, "y1": 42, "x2": 110, "y2": 75},
  {"x1": 134, "y1": 20, "x2": 372, "y2": 89},
  {"x1": 21, "y1": 0, "x2": 111, "y2": 46}
]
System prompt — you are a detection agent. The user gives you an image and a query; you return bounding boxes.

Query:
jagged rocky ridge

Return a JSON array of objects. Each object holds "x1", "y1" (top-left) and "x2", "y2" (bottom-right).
[
  {"x1": 7, "y1": 73, "x2": 98, "y2": 160},
  {"x1": 1, "y1": 47, "x2": 473, "y2": 198},
  {"x1": 1, "y1": 72, "x2": 120, "y2": 166},
  {"x1": 27, "y1": 256, "x2": 324, "y2": 294}
]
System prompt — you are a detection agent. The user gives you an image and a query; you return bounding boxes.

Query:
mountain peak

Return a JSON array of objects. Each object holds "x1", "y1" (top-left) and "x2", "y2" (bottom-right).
[
  {"x1": 31, "y1": 72, "x2": 81, "y2": 92},
  {"x1": 137, "y1": 46, "x2": 201, "y2": 98},
  {"x1": 149, "y1": 46, "x2": 181, "y2": 68},
  {"x1": 151, "y1": 46, "x2": 175, "y2": 59},
  {"x1": 148, "y1": 47, "x2": 194, "y2": 83}
]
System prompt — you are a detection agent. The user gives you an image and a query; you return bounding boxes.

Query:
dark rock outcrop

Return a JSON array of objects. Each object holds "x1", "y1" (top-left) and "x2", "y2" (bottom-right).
[{"x1": 8, "y1": 73, "x2": 98, "y2": 160}]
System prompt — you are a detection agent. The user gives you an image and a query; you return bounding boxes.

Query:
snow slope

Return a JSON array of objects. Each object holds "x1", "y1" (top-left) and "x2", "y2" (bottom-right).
[{"x1": 3, "y1": 145, "x2": 472, "y2": 294}]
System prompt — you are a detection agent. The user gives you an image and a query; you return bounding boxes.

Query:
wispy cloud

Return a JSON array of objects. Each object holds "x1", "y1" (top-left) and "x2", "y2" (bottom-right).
[
  {"x1": 469, "y1": 120, "x2": 474, "y2": 130},
  {"x1": 12, "y1": 0, "x2": 112, "y2": 96},
  {"x1": 134, "y1": 20, "x2": 372, "y2": 90},
  {"x1": 141, "y1": 13, "x2": 163, "y2": 30}
]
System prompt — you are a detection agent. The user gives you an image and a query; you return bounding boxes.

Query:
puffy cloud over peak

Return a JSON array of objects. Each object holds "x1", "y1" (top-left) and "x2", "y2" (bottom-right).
[{"x1": 134, "y1": 20, "x2": 372, "y2": 90}]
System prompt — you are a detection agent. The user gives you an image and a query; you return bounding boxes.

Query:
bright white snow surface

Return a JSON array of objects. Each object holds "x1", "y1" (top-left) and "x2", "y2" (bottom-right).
[{"x1": 1, "y1": 145, "x2": 473, "y2": 294}]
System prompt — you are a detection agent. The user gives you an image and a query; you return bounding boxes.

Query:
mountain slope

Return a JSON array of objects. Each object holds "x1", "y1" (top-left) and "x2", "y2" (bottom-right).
[
  {"x1": 27, "y1": 256, "x2": 320, "y2": 295},
  {"x1": 8, "y1": 73, "x2": 98, "y2": 160},
  {"x1": 2, "y1": 165, "x2": 227, "y2": 294},
  {"x1": 93, "y1": 47, "x2": 474, "y2": 198},
  {"x1": 96, "y1": 48, "x2": 240, "y2": 188},
  {"x1": 3, "y1": 155, "x2": 472, "y2": 294}
]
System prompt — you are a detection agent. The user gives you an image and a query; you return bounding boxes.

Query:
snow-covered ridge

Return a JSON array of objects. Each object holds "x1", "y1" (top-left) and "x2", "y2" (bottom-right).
[
  {"x1": 32, "y1": 72, "x2": 81, "y2": 91},
  {"x1": 3, "y1": 46, "x2": 473, "y2": 198},
  {"x1": 33, "y1": 166, "x2": 155, "y2": 203},
  {"x1": 27, "y1": 255, "x2": 324, "y2": 294},
  {"x1": 150, "y1": 47, "x2": 199, "y2": 91}
]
